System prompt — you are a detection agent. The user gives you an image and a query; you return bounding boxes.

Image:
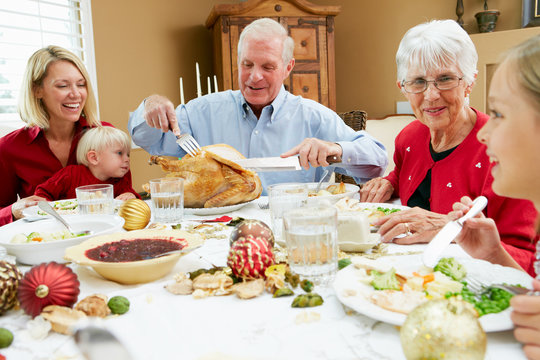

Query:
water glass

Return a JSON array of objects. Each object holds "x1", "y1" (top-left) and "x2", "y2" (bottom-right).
[
  {"x1": 150, "y1": 178, "x2": 184, "y2": 223},
  {"x1": 268, "y1": 183, "x2": 308, "y2": 245},
  {"x1": 75, "y1": 184, "x2": 114, "y2": 215},
  {"x1": 283, "y1": 206, "x2": 338, "y2": 286}
]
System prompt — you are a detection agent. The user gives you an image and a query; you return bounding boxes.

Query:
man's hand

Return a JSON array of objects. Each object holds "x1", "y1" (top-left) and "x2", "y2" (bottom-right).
[
  {"x1": 143, "y1": 95, "x2": 180, "y2": 135},
  {"x1": 281, "y1": 138, "x2": 342, "y2": 170},
  {"x1": 359, "y1": 177, "x2": 394, "y2": 203},
  {"x1": 12, "y1": 195, "x2": 46, "y2": 220}
]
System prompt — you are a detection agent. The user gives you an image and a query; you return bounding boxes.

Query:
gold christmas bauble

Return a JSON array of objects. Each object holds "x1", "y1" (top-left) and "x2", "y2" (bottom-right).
[
  {"x1": 118, "y1": 199, "x2": 151, "y2": 230},
  {"x1": 400, "y1": 298, "x2": 486, "y2": 360}
]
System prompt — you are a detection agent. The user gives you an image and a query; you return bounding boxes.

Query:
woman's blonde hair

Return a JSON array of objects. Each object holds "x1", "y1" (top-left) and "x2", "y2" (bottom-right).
[
  {"x1": 18, "y1": 45, "x2": 100, "y2": 129},
  {"x1": 502, "y1": 34, "x2": 540, "y2": 115},
  {"x1": 76, "y1": 127, "x2": 131, "y2": 166}
]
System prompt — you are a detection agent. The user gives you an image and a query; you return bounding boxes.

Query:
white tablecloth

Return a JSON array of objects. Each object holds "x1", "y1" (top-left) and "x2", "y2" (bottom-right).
[{"x1": 0, "y1": 198, "x2": 527, "y2": 360}]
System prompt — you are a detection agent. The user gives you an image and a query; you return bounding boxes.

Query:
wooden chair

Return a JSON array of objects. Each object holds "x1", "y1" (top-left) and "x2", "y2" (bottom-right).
[{"x1": 335, "y1": 110, "x2": 367, "y2": 186}]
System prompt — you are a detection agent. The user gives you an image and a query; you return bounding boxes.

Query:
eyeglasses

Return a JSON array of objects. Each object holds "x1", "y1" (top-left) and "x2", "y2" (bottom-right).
[{"x1": 401, "y1": 76, "x2": 463, "y2": 94}]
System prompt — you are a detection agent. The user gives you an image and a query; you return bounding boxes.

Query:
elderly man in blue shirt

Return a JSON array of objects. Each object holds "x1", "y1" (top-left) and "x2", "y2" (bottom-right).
[{"x1": 129, "y1": 18, "x2": 387, "y2": 193}]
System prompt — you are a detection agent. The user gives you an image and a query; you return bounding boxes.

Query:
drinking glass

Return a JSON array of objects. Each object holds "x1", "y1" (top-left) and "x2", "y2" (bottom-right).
[
  {"x1": 283, "y1": 206, "x2": 338, "y2": 286},
  {"x1": 149, "y1": 178, "x2": 184, "y2": 223},
  {"x1": 268, "y1": 183, "x2": 308, "y2": 245},
  {"x1": 75, "y1": 184, "x2": 114, "y2": 215}
]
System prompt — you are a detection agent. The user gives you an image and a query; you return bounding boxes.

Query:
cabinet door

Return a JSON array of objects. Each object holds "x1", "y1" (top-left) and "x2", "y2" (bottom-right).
[
  {"x1": 225, "y1": 16, "x2": 330, "y2": 107},
  {"x1": 283, "y1": 17, "x2": 329, "y2": 107}
]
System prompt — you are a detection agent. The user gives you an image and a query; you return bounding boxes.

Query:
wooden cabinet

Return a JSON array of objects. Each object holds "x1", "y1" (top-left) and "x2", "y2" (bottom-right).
[{"x1": 205, "y1": 0, "x2": 341, "y2": 110}]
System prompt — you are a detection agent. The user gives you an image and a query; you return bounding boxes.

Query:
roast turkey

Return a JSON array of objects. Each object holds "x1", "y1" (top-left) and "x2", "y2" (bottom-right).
[{"x1": 148, "y1": 144, "x2": 262, "y2": 208}]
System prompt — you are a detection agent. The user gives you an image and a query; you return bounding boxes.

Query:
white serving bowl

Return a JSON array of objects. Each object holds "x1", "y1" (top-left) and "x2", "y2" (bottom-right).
[
  {"x1": 306, "y1": 182, "x2": 360, "y2": 206},
  {"x1": 0, "y1": 215, "x2": 125, "y2": 265}
]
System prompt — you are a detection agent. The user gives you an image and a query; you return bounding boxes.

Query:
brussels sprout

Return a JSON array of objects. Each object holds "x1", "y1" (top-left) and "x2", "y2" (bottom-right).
[
  {"x1": 291, "y1": 293, "x2": 324, "y2": 308},
  {"x1": 0, "y1": 328, "x2": 13, "y2": 348},
  {"x1": 273, "y1": 288, "x2": 294, "y2": 298},
  {"x1": 107, "y1": 296, "x2": 130, "y2": 315},
  {"x1": 300, "y1": 279, "x2": 314, "y2": 293}
]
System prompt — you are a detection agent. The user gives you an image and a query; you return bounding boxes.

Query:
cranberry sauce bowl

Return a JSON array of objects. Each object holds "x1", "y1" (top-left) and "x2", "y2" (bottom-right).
[{"x1": 64, "y1": 229, "x2": 204, "y2": 284}]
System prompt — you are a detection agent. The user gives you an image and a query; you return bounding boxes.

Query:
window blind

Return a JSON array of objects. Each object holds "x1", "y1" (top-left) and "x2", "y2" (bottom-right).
[{"x1": 0, "y1": 0, "x2": 97, "y2": 127}]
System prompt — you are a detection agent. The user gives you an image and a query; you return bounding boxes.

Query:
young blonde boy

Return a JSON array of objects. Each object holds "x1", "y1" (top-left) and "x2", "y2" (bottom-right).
[{"x1": 35, "y1": 127, "x2": 140, "y2": 201}]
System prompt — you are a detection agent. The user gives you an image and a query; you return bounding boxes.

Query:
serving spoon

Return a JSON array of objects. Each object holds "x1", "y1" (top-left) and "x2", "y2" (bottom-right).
[
  {"x1": 314, "y1": 169, "x2": 330, "y2": 193},
  {"x1": 37, "y1": 201, "x2": 92, "y2": 237}
]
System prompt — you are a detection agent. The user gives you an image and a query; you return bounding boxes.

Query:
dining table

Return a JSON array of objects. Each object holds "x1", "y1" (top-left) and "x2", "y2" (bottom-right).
[{"x1": 0, "y1": 196, "x2": 530, "y2": 360}]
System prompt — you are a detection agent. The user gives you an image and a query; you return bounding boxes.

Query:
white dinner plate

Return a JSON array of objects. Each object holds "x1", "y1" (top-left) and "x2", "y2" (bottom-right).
[
  {"x1": 183, "y1": 200, "x2": 254, "y2": 215},
  {"x1": 353, "y1": 202, "x2": 409, "y2": 212},
  {"x1": 333, "y1": 254, "x2": 533, "y2": 332},
  {"x1": 22, "y1": 198, "x2": 124, "y2": 217}
]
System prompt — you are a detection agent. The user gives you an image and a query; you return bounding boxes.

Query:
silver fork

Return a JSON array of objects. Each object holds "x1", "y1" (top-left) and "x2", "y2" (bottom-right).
[
  {"x1": 176, "y1": 133, "x2": 202, "y2": 157},
  {"x1": 466, "y1": 276, "x2": 532, "y2": 296}
]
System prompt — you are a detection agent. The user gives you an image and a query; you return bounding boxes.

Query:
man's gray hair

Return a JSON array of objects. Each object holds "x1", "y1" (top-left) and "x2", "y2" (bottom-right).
[
  {"x1": 396, "y1": 20, "x2": 478, "y2": 85},
  {"x1": 238, "y1": 18, "x2": 294, "y2": 65}
]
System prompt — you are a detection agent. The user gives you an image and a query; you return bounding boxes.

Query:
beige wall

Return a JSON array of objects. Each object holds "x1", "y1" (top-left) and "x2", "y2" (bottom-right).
[{"x1": 91, "y1": 0, "x2": 537, "y2": 191}]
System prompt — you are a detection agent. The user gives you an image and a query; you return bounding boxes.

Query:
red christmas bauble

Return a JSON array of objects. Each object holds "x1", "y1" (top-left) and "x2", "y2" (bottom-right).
[
  {"x1": 229, "y1": 219, "x2": 274, "y2": 247},
  {"x1": 227, "y1": 235, "x2": 274, "y2": 279},
  {"x1": 18, "y1": 262, "x2": 80, "y2": 317}
]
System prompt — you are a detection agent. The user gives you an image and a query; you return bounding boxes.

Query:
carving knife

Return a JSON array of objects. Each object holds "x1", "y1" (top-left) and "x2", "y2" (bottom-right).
[
  {"x1": 422, "y1": 196, "x2": 488, "y2": 268},
  {"x1": 234, "y1": 155, "x2": 342, "y2": 172}
]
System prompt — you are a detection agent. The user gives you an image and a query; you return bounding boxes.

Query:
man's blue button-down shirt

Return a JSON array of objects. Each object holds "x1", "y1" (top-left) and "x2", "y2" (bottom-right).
[{"x1": 128, "y1": 86, "x2": 388, "y2": 194}]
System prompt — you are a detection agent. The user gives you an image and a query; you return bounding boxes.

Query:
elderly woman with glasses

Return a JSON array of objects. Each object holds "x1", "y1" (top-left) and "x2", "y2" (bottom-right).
[{"x1": 359, "y1": 19, "x2": 538, "y2": 275}]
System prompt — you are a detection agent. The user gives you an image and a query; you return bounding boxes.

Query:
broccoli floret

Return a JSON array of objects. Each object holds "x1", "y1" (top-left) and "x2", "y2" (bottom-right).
[
  {"x1": 433, "y1": 257, "x2": 467, "y2": 281},
  {"x1": 371, "y1": 268, "x2": 401, "y2": 290}
]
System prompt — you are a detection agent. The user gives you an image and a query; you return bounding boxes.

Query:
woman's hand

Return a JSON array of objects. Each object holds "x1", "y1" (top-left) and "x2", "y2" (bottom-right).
[
  {"x1": 359, "y1": 177, "x2": 394, "y2": 203},
  {"x1": 376, "y1": 207, "x2": 450, "y2": 244},
  {"x1": 11, "y1": 195, "x2": 46, "y2": 220},
  {"x1": 116, "y1": 192, "x2": 137, "y2": 201},
  {"x1": 511, "y1": 279, "x2": 540, "y2": 360}
]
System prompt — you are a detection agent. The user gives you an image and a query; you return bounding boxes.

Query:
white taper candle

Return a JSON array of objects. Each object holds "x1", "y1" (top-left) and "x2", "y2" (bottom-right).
[
  {"x1": 196, "y1": 62, "x2": 202, "y2": 98},
  {"x1": 213, "y1": 75, "x2": 218, "y2": 93},
  {"x1": 179, "y1": 77, "x2": 185, "y2": 105}
]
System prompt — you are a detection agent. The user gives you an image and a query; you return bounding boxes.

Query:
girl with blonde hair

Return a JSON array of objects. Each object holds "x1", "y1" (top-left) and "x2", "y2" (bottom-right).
[{"x1": 452, "y1": 34, "x2": 540, "y2": 359}]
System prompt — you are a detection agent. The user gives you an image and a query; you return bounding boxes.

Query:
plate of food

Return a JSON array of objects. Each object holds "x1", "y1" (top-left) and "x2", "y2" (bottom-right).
[
  {"x1": 22, "y1": 198, "x2": 124, "y2": 217},
  {"x1": 333, "y1": 255, "x2": 533, "y2": 332},
  {"x1": 0, "y1": 215, "x2": 125, "y2": 265},
  {"x1": 183, "y1": 200, "x2": 255, "y2": 216},
  {"x1": 306, "y1": 182, "x2": 359, "y2": 206}
]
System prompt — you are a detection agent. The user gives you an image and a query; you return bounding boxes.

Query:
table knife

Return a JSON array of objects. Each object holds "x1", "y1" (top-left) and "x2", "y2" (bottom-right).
[
  {"x1": 422, "y1": 196, "x2": 488, "y2": 268},
  {"x1": 234, "y1": 155, "x2": 341, "y2": 172}
]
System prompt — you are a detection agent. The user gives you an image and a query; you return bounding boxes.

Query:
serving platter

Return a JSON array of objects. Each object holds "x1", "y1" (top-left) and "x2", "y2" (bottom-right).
[{"x1": 333, "y1": 254, "x2": 533, "y2": 332}]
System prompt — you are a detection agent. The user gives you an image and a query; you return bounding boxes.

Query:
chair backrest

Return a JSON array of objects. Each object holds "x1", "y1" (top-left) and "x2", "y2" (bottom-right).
[
  {"x1": 337, "y1": 110, "x2": 367, "y2": 131},
  {"x1": 365, "y1": 114, "x2": 415, "y2": 176}
]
